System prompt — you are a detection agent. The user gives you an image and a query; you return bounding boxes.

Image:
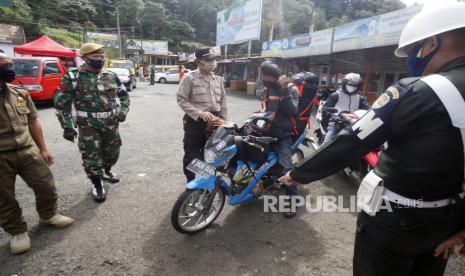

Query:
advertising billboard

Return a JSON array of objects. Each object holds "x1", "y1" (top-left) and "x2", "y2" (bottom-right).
[
  {"x1": 261, "y1": 29, "x2": 333, "y2": 58},
  {"x1": 0, "y1": 24, "x2": 25, "y2": 45},
  {"x1": 87, "y1": 32, "x2": 119, "y2": 49},
  {"x1": 332, "y1": 5, "x2": 422, "y2": 52},
  {"x1": 216, "y1": 0, "x2": 263, "y2": 45},
  {"x1": 139, "y1": 40, "x2": 169, "y2": 55}
]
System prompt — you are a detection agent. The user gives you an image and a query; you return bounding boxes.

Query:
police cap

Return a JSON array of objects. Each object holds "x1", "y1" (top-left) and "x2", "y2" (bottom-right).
[{"x1": 195, "y1": 47, "x2": 219, "y2": 60}]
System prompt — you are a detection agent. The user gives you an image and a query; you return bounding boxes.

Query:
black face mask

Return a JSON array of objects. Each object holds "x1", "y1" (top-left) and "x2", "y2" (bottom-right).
[
  {"x1": 263, "y1": 80, "x2": 279, "y2": 89},
  {"x1": 0, "y1": 66, "x2": 16, "y2": 83},
  {"x1": 86, "y1": 58, "x2": 105, "y2": 70}
]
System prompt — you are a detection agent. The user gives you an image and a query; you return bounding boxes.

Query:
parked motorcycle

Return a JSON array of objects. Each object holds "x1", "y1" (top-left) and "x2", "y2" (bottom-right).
[
  {"x1": 171, "y1": 112, "x2": 310, "y2": 234},
  {"x1": 310, "y1": 105, "x2": 382, "y2": 179}
]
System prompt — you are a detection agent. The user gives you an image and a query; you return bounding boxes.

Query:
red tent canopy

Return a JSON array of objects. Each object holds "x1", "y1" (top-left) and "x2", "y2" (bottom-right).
[{"x1": 14, "y1": 35, "x2": 77, "y2": 58}]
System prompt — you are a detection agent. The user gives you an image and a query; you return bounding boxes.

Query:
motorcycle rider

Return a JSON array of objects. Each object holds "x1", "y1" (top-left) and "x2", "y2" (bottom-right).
[
  {"x1": 322, "y1": 73, "x2": 370, "y2": 144},
  {"x1": 260, "y1": 61, "x2": 299, "y2": 218},
  {"x1": 280, "y1": 2, "x2": 465, "y2": 275}
]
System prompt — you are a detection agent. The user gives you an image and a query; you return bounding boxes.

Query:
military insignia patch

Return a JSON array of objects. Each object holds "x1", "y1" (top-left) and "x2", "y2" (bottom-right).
[
  {"x1": 386, "y1": 86, "x2": 400, "y2": 99},
  {"x1": 372, "y1": 93, "x2": 390, "y2": 109},
  {"x1": 15, "y1": 97, "x2": 26, "y2": 107}
]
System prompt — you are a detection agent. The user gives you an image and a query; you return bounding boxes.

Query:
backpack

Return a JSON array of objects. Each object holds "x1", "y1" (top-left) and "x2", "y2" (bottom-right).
[{"x1": 290, "y1": 83, "x2": 319, "y2": 139}]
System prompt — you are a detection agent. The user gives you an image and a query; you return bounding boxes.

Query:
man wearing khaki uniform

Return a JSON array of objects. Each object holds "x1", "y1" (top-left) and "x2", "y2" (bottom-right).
[
  {"x1": 177, "y1": 47, "x2": 227, "y2": 181},
  {"x1": 0, "y1": 53, "x2": 73, "y2": 254}
]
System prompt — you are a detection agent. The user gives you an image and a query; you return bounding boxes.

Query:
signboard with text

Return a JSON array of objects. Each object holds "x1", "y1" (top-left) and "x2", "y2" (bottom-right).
[
  {"x1": 332, "y1": 5, "x2": 422, "y2": 52},
  {"x1": 216, "y1": 0, "x2": 263, "y2": 45},
  {"x1": 138, "y1": 40, "x2": 168, "y2": 55},
  {"x1": 87, "y1": 32, "x2": 119, "y2": 49},
  {"x1": 0, "y1": 24, "x2": 25, "y2": 45},
  {"x1": 261, "y1": 29, "x2": 333, "y2": 58}
]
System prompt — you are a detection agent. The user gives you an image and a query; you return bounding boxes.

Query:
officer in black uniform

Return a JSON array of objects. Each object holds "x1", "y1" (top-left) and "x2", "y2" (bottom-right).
[{"x1": 280, "y1": 2, "x2": 465, "y2": 275}]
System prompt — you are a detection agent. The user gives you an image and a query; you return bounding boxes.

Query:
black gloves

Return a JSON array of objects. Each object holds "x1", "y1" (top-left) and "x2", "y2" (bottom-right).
[
  {"x1": 116, "y1": 112, "x2": 126, "y2": 122},
  {"x1": 63, "y1": 128, "x2": 77, "y2": 142}
]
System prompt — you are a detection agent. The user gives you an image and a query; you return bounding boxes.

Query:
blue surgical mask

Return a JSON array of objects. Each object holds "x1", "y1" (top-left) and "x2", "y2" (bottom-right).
[
  {"x1": 405, "y1": 38, "x2": 441, "y2": 77},
  {"x1": 86, "y1": 58, "x2": 105, "y2": 70}
]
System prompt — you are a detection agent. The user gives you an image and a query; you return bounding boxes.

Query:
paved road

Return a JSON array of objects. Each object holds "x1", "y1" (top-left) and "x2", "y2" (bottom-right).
[{"x1": 1, "y1": 82, "x2": 464, "y2": 275}]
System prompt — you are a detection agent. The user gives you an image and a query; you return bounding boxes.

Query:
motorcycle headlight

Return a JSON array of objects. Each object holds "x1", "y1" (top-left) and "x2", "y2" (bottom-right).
[{"x1": 204, "y1": 149, "x2": 217, "y2": 164}]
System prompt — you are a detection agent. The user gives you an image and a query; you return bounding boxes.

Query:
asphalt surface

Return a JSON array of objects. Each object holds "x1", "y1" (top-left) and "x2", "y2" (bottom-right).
[{"x1": 0, "y1": 82, "x2": 464, "y2": 276}]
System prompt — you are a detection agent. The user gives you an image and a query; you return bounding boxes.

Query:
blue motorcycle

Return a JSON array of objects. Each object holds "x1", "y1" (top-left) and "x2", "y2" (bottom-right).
[{"x1": 171, "y1": 113, "x2": 310, "y2": 234}]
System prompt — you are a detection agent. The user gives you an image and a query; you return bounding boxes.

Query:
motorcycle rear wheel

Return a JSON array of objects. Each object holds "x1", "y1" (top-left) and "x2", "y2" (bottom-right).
[{"x1": 171, "y1": 188, "x2": 225, "y2": 234}]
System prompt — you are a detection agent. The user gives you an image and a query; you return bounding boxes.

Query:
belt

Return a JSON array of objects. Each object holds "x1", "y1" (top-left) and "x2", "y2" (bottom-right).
[
  {"x1": 76, "y1": 109, "x2": 117, "y2": 119},
  {"x1": 382, "y1": 188, "x2": 465, "y2": 208}
]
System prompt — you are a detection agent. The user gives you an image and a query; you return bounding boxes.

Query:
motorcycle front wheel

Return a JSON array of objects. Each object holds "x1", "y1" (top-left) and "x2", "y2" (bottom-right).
[{"x1": 171, "y1": 188, "x2": 225, "y2": 234}]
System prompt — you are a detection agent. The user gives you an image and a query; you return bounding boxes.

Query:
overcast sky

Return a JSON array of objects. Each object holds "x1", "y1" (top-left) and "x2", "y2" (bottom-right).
[{"x1": 401, "y1": 0, "x2": 461, "y2": 7}]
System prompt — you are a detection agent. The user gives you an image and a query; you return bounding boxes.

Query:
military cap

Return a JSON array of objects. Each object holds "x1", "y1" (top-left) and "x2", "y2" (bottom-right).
[
  {"x1": 195, "y1": 47, "x2": 219, "y2": 60},
  {"x1": 80, "y1": 43, "x2": 104, "y2": 55}
]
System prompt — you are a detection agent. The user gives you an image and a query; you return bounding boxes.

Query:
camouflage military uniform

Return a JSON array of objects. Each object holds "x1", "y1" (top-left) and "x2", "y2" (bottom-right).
[{"x1": 55, "y1": 66, "x2": 130, "y2": 177}]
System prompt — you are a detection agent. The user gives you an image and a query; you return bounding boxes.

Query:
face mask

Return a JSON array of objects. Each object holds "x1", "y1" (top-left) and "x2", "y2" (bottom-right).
[
  {"x1": 200, "y1": 60, "x2": 217, "y2": 72},
  {"x1": 86, "y1": 58, "x2": 105, "y2": 70},
  {"x1": 0, "y1": 66, "x2": 16, "y2": 83},
  {"x1": 263, "y1": 80, "x2": 279, "y2": 89},
  {"x1": 346, "y1": 85, "x2": 358, "y2": 93},
  {"x1": 406, "y1": 38, "x2": 441, "y2": 77}
]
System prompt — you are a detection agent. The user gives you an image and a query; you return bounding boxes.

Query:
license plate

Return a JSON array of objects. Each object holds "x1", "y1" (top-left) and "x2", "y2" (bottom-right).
[{"x1": 187, "y1": 159, "x2": 216, "y2": 179}]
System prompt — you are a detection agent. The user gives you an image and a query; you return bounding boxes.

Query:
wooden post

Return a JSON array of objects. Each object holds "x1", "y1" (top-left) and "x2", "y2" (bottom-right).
[{"x1": 364, "y1": 51, "x2": 375, "y2": 98}]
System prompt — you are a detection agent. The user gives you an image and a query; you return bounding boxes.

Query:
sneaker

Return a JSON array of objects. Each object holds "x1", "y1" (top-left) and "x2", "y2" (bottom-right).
[
  {"x1": 103, "y1": 169, "x2": 120, "y2": 184},
  {"x1": 39, "y1": 214, "x2": 74, "y2": 229},
  {"x1": 10, "y1": 232, "x2": 31, "y2": 254}
]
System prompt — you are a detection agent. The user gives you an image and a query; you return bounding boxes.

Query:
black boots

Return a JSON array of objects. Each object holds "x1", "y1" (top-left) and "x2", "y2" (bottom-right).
[
  {"x1": 90, "y1": 176, "x2": 106, "y2": 203},
  {"x1": 103, "y1": 168, "x2": 120, "y2": 184}
]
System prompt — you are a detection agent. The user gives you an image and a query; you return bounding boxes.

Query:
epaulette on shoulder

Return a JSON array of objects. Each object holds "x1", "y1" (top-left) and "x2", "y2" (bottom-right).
[
  {"x1": 6, "y1": 83, "x2": 29, "y2": 96},
  {"x1": 398, "y1": 76, "x2": 422, "y2": 87}
]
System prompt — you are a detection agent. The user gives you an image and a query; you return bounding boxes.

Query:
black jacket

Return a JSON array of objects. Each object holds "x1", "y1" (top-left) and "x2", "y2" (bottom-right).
[
  {"x1": 264, "y1": 86, "x2": 299, "y2": 139},
  {"x1": 291, "y1": 56, "x2": 465, "y2": 201}
]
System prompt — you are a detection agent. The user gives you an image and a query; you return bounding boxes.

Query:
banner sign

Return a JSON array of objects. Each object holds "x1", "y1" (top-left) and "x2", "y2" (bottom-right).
[
  {"x1": 283, "y1": 29, "x2": 333, "y2": 58},
  {"x1": 87, "y1": 32, "x2": 119, "y2": 49},
  {"x1": 0, "y1": 24, "x2": 25, "y2": 44},
  {"x1": 261, "y1": 29, "x2": 333, "y2": 58},
  {"x1": 137, "y1": 40, "x2": 169, "y2": 55},
  {"x1": 332, "y1": 5, "x2": 422, "y2": 52},
  {"x1": 216, "y1": 0, "x2": 263, "y2": 45}
]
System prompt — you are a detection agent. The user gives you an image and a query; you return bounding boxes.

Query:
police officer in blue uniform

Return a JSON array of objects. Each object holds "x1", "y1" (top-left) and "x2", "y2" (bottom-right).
[{"x1": 280, "y1": 2, "x2": 465, "y2": 275}]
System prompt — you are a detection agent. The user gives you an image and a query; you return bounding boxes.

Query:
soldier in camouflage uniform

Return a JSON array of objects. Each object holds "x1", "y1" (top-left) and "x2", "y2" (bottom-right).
[{"x1": 55, "y1": 43, "x2": 130, "y2": 202}]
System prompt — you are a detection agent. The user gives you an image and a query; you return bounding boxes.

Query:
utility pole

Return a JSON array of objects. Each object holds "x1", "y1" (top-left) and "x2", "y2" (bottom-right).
[
  {"x1": 116, "y1": 5, "x2": 123, "y2": 58},
  {"x1": 309, "y1": 1, "x2": 316, "y2": 34},
  {"x1": 139, "y1": 19, "x2": 144, "y2": 64}
]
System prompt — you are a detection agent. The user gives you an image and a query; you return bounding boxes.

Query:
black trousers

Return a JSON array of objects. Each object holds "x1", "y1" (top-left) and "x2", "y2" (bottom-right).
[
  {"x1": 353, "y1": 199, "x2": 465, "y2": 276},
  {"x1": 182, "y1": 115, "x2": 207, "y2": 182}
]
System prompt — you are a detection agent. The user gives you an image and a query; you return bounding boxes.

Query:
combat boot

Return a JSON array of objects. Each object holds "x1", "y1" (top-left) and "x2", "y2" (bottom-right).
[
  {"x1": 10, "y1": 232, "x2": 31, "y2": 254},
  {"x1": 103, "y1": 168, "x2": 120, "y2": 184},
  {"x1": 39, "y1": 214, "x2": 74, "y2": 228},
  {"x1": 90, "y1": 176, "x2": 106, "y2": 202}
]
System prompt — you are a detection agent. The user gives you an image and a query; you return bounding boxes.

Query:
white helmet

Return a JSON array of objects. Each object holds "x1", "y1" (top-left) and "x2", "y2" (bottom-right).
[
  {"x1": 395, "y1": 1, "x2": 465, "y2": 57},
  {"x1": 342, "y1": 73, "x2": 363, "y2": 94},
  {"x1": 343, "y1": 73, "x2": 363, "y2": 86}
]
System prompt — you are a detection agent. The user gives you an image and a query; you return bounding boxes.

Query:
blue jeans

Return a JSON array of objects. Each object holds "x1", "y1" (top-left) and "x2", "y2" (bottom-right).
[
  {"x1": 323, "y1": 124, "x2": 339, "y2": 145},
  {"x1": 274, "y1": 136, "x2": 298, "y2": 196}
]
